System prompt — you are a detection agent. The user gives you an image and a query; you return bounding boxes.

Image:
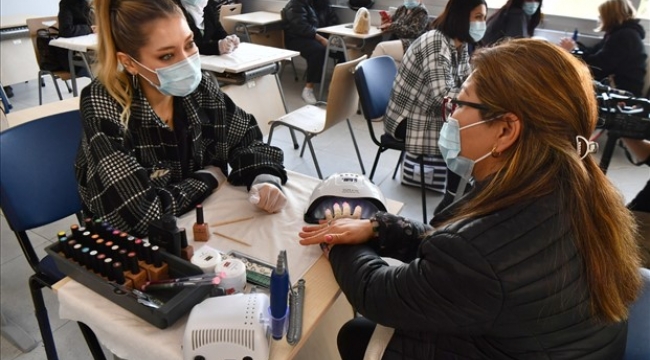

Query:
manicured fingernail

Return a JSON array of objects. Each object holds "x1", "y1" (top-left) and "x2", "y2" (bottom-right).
[{"x1": 325, "y1": 235, "x2": 333, "y2": 242}]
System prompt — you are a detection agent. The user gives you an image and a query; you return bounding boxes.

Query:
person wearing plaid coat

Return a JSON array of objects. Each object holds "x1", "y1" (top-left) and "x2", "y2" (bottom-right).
[
  {"x1": 383, "y1": 0, "x2": 486, "y2": 214},
  {"x1": 371, "y1": 1, "x2": 429, "y2": 64},
  {"x1": 76, "y1": 73, "x2": 288, "y2": 237}
]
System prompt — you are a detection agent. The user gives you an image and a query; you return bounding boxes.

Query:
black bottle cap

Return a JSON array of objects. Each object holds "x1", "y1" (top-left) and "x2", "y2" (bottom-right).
[
  {"x1": 126, "y1": 252, "x2": 140, "y2": 274},
  {"x1": 151, "y1": 245, "x2": 163, "y2": 268},
  {"x1": 179, "y1": 228, "x2": 188, "y2": 248},
  {"x1": 196, "y1": 204, "x2": 204, "y2": 224},
  {"x1": 161, "y1": 214, "x2": 178, "y2": 231}
]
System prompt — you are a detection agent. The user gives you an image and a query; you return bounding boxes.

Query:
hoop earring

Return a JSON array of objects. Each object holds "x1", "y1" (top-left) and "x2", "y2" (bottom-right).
[
  {"x1": 131, "y1": 73, "x2": 139, "y2": 90},
  {"x1": 491, "y1": 145, "x2": 501, "y2": 158}
]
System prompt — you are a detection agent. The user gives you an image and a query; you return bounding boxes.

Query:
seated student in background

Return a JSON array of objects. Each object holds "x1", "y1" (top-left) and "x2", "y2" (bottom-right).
[
  {"x1": 482, "y1": 0, "x2": 543, "y2": 46},
  {"x1": 370, "y1": 0, "x2": 429, "y2": 65},
  {"x1": 559, "y1": 0, "x2": 647, "y2": 97},
  {"x1": 76, "y1": 0, "x2": 288, "y2": 237},
  {"x1": 383, "y1": 0, "x2": 487, "y2": 214},
  {"x1": 282, "y1": 0, "x2": 341, "y2": 105},
  {"x1": 299, "y1": 38, "x2": 642, "y2": 360},
  {"x1": 58, "y1": 0, "x2": 94, "y2": 37},
  {"x1": 174, "y1": 0, "x2": 240, "y2": 55}
]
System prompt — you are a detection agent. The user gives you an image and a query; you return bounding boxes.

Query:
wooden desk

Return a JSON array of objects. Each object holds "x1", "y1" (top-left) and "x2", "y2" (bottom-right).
[
  {"x1": 48, "y1": 33, "x2": 97, "y2": 96},
  {"x1": 201, "y1": 42, "x2": 299, "y2": 136},
  {"x1": 0, "y1": 15, "x2": 40, "y2": 86},
  {"x1": 54, "y1": 170, "x2": 404, "y2": 360},
  {"x1": 317, "y1": 24, "x2": 383, "y2": 100},
  {"x1": 225, "y1": 11, "x2": 283, "y2": 47}
]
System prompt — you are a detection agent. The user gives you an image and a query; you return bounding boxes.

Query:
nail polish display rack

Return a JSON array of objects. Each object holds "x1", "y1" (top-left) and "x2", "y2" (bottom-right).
[{"x1": 45, "y1": 222, "x2": 211, "y2": 329}]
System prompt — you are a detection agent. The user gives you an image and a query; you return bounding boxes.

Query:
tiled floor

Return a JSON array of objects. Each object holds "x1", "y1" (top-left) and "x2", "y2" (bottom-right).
[{"x1": 1, "y1": 63, "x2": 648, "y2": 359}]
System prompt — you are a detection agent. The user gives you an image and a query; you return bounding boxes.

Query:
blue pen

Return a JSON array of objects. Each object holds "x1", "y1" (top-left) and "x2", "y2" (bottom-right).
[{"x1": 270, "y1": 250, "x2": 290, "y2": 340}]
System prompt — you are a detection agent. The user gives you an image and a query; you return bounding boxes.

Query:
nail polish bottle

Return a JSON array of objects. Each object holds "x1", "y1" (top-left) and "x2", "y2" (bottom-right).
[
  {"x1": 146, "y1": 245, "x2": 169, "y2": 282},
  {"x1": 179, "y1": 227, "x2": 194, "y2": 261},
  {"x1": 193, "y1": 204, "x2": 210, "y2": 242},
  {"x1": 124, "y1": 251, "x2": 148, "y2": 290}
]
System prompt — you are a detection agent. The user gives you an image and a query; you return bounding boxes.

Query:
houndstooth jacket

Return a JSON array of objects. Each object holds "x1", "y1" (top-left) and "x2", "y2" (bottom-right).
[
  {"x1": 75, "y1": 74, "x2": 287, "y2": 237},
  {"x1": 384, "y1": 30, "x2": 471, "y2": 156}
]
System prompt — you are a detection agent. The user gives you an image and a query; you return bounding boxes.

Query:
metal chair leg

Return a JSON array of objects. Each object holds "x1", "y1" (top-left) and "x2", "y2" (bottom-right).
[
  {"x1": 306, "y1": 138, "x2": 323, "y2": 179},
  {"x1": 50, "y1": 74, "x2": 63, "y2": 101},
  {"x1": 419, "y1": 156, "x2": 427, "y2": 223},
  {"x1": 346, "y1": 119, "x2": 365, "y2": 175},
  {"x1": 369, "y1": 148, "x2": 383, "y2": 181},
  {"x1": 392, "y1": 151, "x2": 405, "y2": 180},
  {"x1": 29, "y1": 275, "x2": 58, "y2": 360},
  {"x1": 38, "y1": 72, "x2": 44, "y2": 106},
  {"x1": 78, "y1": 322, "x2": 107, "y2": 360}
]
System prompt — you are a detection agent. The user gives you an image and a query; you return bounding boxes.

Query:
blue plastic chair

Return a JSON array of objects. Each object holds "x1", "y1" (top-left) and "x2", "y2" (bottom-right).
[
  {"x1": 625, "y1": 267, "x2": 650, "y2": 359},
  {"x1": 0, "y1": 110, "x2": 105, "y2": 360},
  {"x1": 354, "y1": 56, "x2": 428, "y2": 222},
  {"x1": 0, "y1": 83, "x2": 12, "y2": 114}
]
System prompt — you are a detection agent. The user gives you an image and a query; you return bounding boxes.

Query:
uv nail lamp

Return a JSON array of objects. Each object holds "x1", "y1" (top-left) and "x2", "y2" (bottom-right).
[
  {"x1": 183, "y1": 293, "x2": 271, "y2": 360},
  {"x1": 304, "y1": 172, "x2": 387, "y2": 223}
]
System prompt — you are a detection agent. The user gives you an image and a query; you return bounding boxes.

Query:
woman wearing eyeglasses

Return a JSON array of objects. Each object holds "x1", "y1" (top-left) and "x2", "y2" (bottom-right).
[
  {"x1": 384, "y1": 0, "x2": 488, "y2": 214},
  {"x1": 299, "y1": 39, "x2": 641, "y2": 360}
]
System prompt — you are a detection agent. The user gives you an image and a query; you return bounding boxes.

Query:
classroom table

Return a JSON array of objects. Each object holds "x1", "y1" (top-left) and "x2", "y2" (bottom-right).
[
  {"x1": 200, "y1": 42, "x2": 299, "y2": 136},
  {"x1": 224, "y1": 11, "x2": 283, "y2": 45},
  {"x1": 48, "y1": 33, "x2": 97, "y2": 97},
  {"x1": 316, "y1": 23, "x2": 383, "y2": 100},
  {"x1": 53, "y1": 170, "x2": 404, "y2": 360}
]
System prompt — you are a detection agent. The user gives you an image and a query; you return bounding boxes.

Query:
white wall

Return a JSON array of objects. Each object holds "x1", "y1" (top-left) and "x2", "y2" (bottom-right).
[{"x1": 1, "y1": 0, "x2": 59, "y2": 19}]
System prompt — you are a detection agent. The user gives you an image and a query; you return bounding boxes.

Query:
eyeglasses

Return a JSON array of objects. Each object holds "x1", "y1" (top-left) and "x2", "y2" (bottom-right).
[{"x1": 442, "y1": 96, "x2": 492, "y2": 122}]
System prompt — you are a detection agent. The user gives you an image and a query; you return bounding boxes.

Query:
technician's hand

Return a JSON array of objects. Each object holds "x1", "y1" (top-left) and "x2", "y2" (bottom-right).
[
  {"x1": 299, "y1": 218, "x2": 374, "y2": 246},
  {"x1": 218, "y1": 38, "x2": 235, "y2": 54},
  {"x1": 226, "y1": 34, "x2": 240, "y2": 50},
  {"x1": 559, "y1": 37, "x2": 576, "y2": 52},
  {"x1": 248, "y1": 174, "x2": 287, "y2": 213},
  {"x1": 321, "y1": 202, "x2": 362, "y2": 223}
]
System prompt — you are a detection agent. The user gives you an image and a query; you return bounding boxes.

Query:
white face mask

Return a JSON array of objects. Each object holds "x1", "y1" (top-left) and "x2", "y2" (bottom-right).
[
  {"x1": 403, "y1": 0, "x2": 419, "y2": 9},
  {"x1": 438, "y1": 117, "x2": 494, "y2": 180},
  {"x1": 469, "y1": 21, "x2": 487, "y2": 42},
  {"x1": 132, "y1": 52, "x2": 202, "y2": 97},
  {"x1": 522, "y1": 1, "x2": 540, "y2": 16}
]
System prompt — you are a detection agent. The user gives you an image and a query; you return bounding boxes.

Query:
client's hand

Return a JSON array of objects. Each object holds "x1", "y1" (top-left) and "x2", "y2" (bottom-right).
[
  {"x1": 322, "y1": 202, "x2": 362, "y2": 223},
  {"x1": 248, "y1": 174, "x2": 287, "y2": 213},
  {"x1": 299, "y1": 218, "x2": 374, "y2": 247}
]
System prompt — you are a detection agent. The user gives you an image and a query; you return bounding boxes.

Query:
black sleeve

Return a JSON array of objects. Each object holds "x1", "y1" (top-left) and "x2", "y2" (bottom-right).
[
  {"x1": 283, "y1": 2, "x2": 317, "y2": 38},
  {"x1": 328, "y1": 231, "x2": 503, "y2": 333},
  {"x1": 582, "y1": 30, "x2": 634, "y2": 80},
  {"x1": 58, "y1": 2, "x2": 92, "y2": 37}
]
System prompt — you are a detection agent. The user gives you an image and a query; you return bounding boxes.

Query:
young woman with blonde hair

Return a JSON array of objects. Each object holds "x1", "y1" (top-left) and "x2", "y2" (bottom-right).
[
  {"x1": 300, "y1": 38, "x2": 642, "y2": 359},
  {"x1": 75, "y1": 0, "x2": 288, "y2": 237},
  {"x1": 560, "y1": 0, "x2": 647, "y2": 96}
]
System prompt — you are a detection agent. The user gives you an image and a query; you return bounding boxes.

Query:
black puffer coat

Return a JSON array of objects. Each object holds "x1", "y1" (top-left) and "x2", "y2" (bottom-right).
[
  {"x1": 580, "y1": 19, "x2": 647, "y2": 97},
  {"x1": 329, "y1": 192, "x2": 628, "y2": 359},
  {"x1": 58, "y1": 0, "x2": 92, "y2": 37},
  {"x1": 281, "y1": 0, "x2": 339, "y2": 40}
]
